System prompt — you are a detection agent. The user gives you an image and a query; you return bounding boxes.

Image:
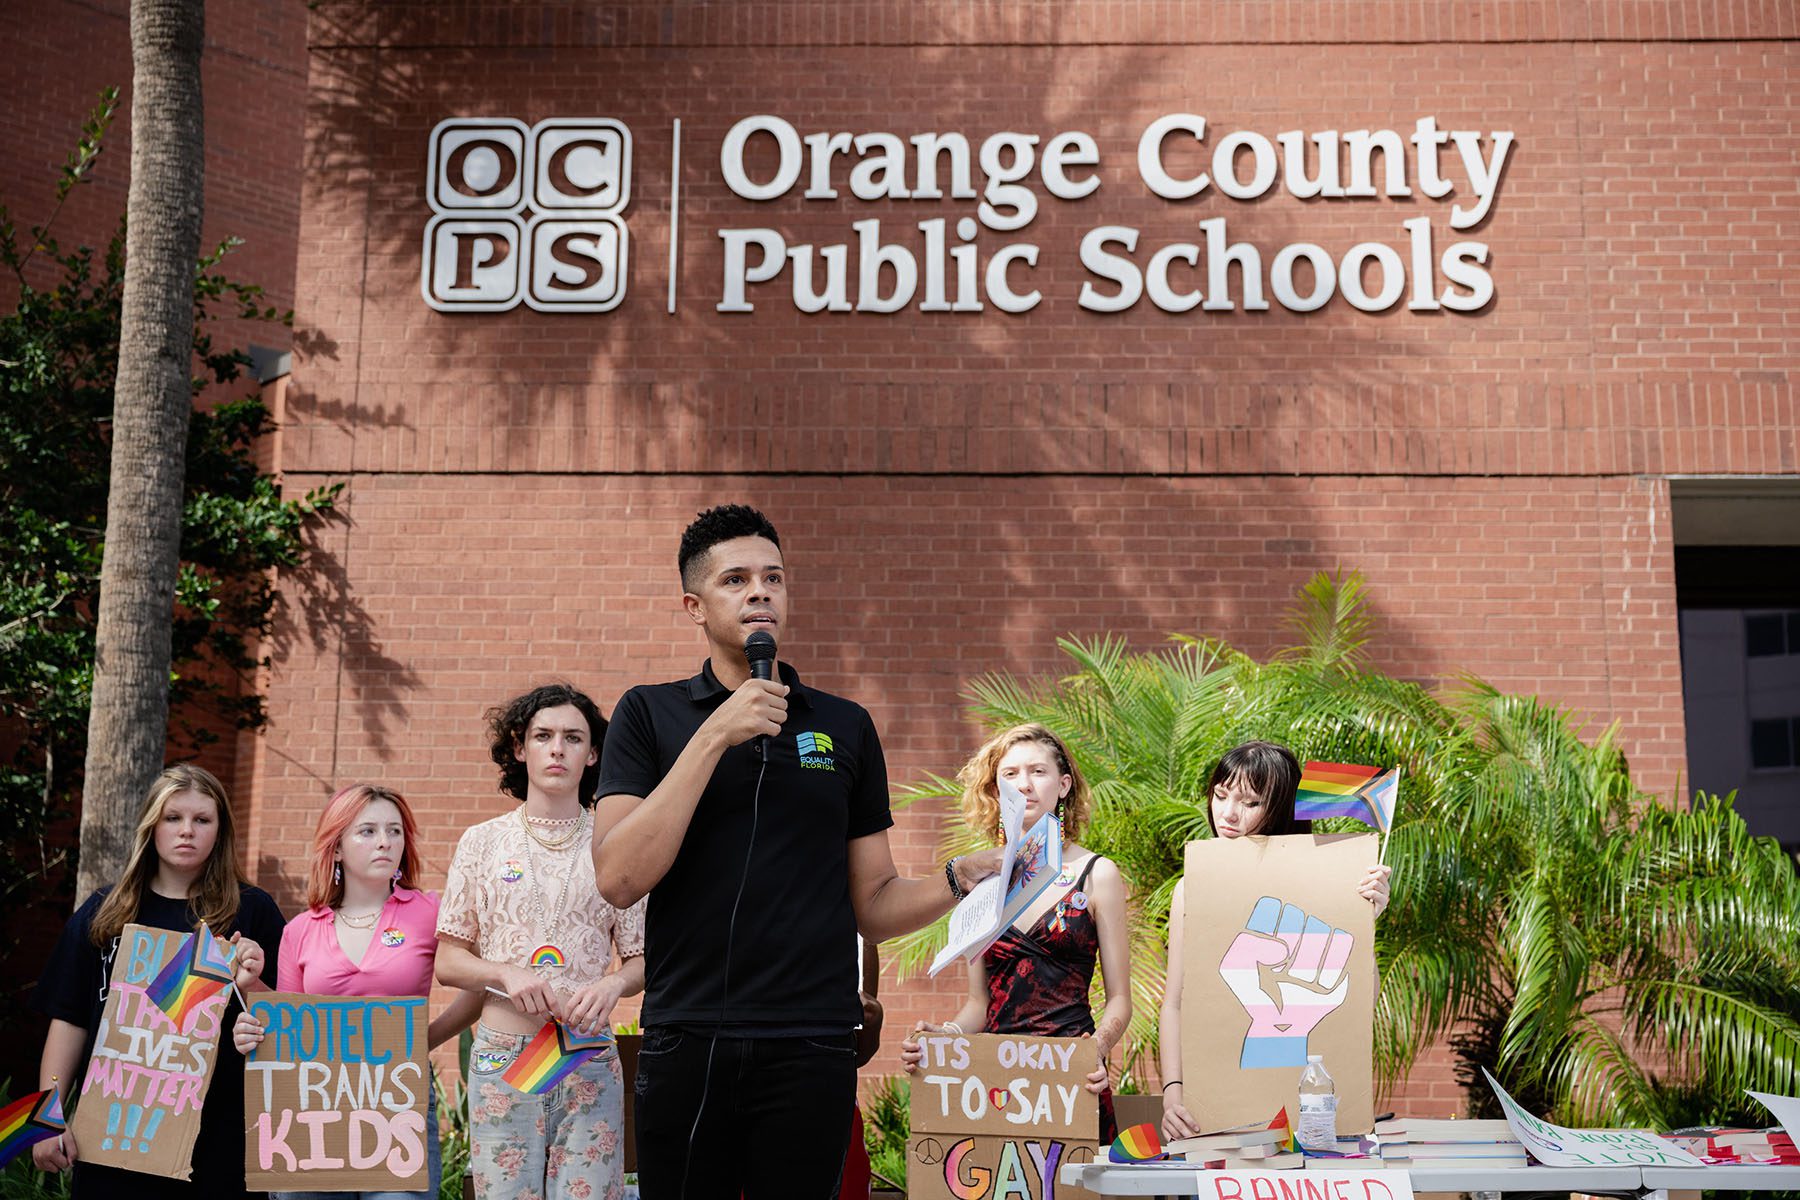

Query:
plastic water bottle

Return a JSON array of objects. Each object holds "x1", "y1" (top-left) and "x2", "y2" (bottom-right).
[{"x1": 1297, "y1": 1054, "x2": 1338, "y2": 1152}]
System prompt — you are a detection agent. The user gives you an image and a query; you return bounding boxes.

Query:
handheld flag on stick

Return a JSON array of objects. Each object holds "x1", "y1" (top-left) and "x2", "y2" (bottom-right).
[
  {"x1": 144, "y1": 923, "x2": 241, "y2": 1032},
  {"x1": 1267, "y1": 1105, "x2": 1301, "y2": 1154},
  {"x1": 0, "y1": 1086, "x2": 66, "y2": 1169},
  {"x1": 1109, "y1": 1122, "x2": 1165, "y2": 1163},
  {"x1": 1296, "y1": 762, "x2": 1400, "y2": 862},
  {"x1": 501, "y1": 1020, "x2": 613, "y2": 1095}
]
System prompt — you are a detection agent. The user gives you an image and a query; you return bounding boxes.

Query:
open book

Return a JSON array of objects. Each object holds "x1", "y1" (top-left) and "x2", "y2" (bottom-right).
[{"x1": 929, "y1": 778, "x2": 1062, "y2": 976}]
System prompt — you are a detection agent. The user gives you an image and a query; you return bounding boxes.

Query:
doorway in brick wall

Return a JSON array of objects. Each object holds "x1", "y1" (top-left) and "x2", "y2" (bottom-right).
[{"x1": 1672, "y1": 479, "x2": 1800, "y2": 853}]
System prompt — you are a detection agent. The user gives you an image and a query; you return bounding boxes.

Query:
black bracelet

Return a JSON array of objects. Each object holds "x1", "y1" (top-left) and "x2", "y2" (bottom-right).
[
  {"x1": 945, "y1": 857, "x2": 967, "y2": 901},
  {"x1": 1161, "y1": 1080, "x2": 1183, "y2": 1092}
]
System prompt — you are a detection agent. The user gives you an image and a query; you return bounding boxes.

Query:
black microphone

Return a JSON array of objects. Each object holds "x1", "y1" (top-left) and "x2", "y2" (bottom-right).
[{"x1": 744, "y1": 631, "x2": 778, "y2": 758}]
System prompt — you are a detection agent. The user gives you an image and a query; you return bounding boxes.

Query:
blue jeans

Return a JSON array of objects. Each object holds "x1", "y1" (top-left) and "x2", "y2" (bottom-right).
[{"x1": 275, "y1": 1087, "x2": 441, "y2": 1200}]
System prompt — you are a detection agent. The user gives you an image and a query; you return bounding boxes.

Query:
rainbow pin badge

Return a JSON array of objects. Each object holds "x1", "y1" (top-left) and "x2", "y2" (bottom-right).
[
  {"x1": 500, "y1": 861, "x2": 524, "y2": 883},
  {"x1": 530, "y1": 944, "x2": 566, "y2": 969},
  {"x1": 381, "y1": 928, "x2": 406, "y2": 947}
]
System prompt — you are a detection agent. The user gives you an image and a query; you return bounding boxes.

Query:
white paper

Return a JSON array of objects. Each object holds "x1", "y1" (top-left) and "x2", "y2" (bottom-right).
[
  {"x1": 930, "y1": 779, "x2": 1063, "y2": 975},
  {"x1": 1748, "y1": 1091, "x2": 1800, "y2": 1145},
  {"x1": 1482, "y1": 1068, "x2": 1704, "y2": 1167}
]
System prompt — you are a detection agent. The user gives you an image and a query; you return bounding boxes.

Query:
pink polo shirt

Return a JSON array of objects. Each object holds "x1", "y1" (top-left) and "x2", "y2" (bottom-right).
[{"x1": 277, "y1": 887, "x2": 441, "y2": 997}]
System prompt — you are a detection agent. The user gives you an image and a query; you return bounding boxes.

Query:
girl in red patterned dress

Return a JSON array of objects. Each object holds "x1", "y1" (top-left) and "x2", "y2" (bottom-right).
[{"x1": 899, "y1": 723, "x2": 1132, "y2": 1141}]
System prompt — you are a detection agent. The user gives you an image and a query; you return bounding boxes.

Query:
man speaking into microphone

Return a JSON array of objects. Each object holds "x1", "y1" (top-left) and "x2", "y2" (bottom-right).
[{"x1": 593, "y1": 504, "x2": 1000, "y2": 1200}]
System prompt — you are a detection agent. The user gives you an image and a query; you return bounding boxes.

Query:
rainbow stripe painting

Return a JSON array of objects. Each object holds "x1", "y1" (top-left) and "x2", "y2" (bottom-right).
[
  {"x1": 529, "y1": 944, "x2": 566, "y2": 969},
  {"x1": 500, "y1": 1020, "x2": 612, "y2": 1095},
  {"x1": 1294, "y1": 762, "x2": 1398, "y2": 831},
  {"x1": 143, "y1": 925, "x2": 234, "y2": 1032},
  {"x1": 0, "y1": 1087, "x2": 66, "y2": 1170},
  {"x1": 1109, "y1": 1122, "x2": 1165, "y2": 1163}
]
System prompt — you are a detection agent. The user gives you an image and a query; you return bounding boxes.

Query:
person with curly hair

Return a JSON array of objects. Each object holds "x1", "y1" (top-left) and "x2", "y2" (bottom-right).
[
  {"x1": 435, "y1": 683, "x2": 646, "y2": 1200},
  {"x1": 897, "y1": 724, "x2": 1132, "y2": 1142}
]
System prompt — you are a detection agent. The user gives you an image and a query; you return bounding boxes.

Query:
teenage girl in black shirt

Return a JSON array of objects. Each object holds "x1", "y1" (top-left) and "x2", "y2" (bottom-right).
[{"x1": 31, "y1": 763, "x2": 283, "y2": 1197}]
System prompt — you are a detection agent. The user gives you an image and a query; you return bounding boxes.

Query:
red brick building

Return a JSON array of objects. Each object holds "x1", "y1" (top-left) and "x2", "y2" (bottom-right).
[{"x1": 8, "y1": 0, "x2": 1800, "y2": 1115}]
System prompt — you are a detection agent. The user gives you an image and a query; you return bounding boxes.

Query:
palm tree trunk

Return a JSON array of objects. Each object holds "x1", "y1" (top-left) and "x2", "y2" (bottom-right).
[{"x1": 78, "y1": 0, "x2": 206, "y2": 901}]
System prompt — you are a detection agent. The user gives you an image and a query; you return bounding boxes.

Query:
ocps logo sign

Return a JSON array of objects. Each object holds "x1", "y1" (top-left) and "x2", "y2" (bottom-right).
[{"x1": 422, "y1": 118, "x2": 631, "y2": 313}]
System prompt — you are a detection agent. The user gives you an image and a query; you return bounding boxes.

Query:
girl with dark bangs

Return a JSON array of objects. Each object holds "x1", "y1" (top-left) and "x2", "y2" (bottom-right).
[{"x1": 1157, "y1": 741, "x2": 1393, "y2": 1141}]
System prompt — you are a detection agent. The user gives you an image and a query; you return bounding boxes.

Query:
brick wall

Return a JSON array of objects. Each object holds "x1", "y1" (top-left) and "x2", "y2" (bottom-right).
[
  {"x1": 255, "y1": 0, "x2": 1800, "y2": 1106},
  {"x1": 8, "y1": 0, "x2": 1797, "y2": 1116}
]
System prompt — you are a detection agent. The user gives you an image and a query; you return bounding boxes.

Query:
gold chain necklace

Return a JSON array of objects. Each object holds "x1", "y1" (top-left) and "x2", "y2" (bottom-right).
[
  {"x1": 336, "y1": 908, "x2": 381, "y2": 929},
  {"x1": 518, "y1": 806, "x2": 584, "y2": 850}
]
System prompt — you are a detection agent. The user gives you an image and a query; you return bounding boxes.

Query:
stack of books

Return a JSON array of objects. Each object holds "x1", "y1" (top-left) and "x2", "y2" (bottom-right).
[
  {"x1": 1303, "y1": 1136, "x2": 1382, "y2": 1170},
  {"x1": 1169, "y1": 1119, "x2": 1302, "y2": 1169},
  {"x1": 1374, "y1": 1118, "x2": 1528, "y2": 1169},
  {"x1": 1662, "y1": 1127, "x2": 1799, "y2": 1164}
]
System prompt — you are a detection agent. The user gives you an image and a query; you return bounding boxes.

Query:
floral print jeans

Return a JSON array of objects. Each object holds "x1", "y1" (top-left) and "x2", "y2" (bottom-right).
[{"x1": 467, "y1": 1022, "x2": 626, "y2": 1200}]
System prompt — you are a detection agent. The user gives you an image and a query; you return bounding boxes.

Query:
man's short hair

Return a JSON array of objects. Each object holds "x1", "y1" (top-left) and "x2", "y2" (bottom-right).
[
  {"x1": 486, "y1": 682, "x2": 607, "y2": 804},
  {"x1": 678, "y1": 504, "x2": 782, "y2": 591}
]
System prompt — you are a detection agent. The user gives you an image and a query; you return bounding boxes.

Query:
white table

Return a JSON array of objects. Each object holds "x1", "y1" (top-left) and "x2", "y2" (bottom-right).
[
  {"x1": 1641, "y1": 1164, "x2": 1800, "y2": 1191},
  {"x1": 1063, "y1": 1162, "x2": 1800, "y2": 1198},
  {"x1": 1059, "y1": 1163, "x2": 1644, "y2": 1197}
]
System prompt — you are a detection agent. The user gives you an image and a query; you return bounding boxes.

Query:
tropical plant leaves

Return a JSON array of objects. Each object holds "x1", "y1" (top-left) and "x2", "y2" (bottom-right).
[{"x1": 887, "y1": 569, "x2": 1800, "y2": 1124}]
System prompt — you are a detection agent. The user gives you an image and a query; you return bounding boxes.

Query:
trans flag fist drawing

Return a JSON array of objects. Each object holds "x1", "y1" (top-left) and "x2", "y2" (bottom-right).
[{"x1": 1219, "y1": 896, "x2": 1355, "y2": 1069}]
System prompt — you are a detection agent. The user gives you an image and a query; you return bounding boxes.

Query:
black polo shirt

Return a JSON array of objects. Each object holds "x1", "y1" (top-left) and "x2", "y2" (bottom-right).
[{"x1": 598, "y1": 659, "x2": 894, "y2": 1033}]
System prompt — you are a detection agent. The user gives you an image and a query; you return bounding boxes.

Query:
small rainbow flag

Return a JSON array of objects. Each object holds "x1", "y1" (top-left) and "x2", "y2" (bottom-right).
[
  {"x1": 0, "y1": 1088, "x2": 66, "y2": 1169},
  {"x1": 1267, "y1": 1105, "x2": 1301, "y2": 1154},
  {"x1": 1294, "y1": 762, "x2": 1399, "y2": 831},
  {"x1": 500, "y1": 1020, "x2": 612, "y2": 1095},
  {"x1": 1109, "y1": 1122, "x2": 1165, "y2": 1163},
  {"x1": 144, "y1": 925, "x2": 235, "y2": 1031}
]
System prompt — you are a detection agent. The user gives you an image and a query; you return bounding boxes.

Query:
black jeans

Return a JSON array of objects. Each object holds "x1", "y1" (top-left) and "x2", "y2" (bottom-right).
[{"x1": 634, "y1": 1026, "x2": 858, "y2": 1200}]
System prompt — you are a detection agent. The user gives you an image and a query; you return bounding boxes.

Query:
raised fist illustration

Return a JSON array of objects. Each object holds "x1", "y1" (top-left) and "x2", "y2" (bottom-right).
[{"x1": 1218, "y1": 896, "x2": 1355, "y2": 1069}]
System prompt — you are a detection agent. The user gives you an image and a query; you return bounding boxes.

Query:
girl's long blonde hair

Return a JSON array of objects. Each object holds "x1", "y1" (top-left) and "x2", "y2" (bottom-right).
[
  {"x1": 957, "y1": 723, "x2": 1091, "y2": 846},
  {"x1": 90, "y1": 763, "x2": 242, "y2": 946}
]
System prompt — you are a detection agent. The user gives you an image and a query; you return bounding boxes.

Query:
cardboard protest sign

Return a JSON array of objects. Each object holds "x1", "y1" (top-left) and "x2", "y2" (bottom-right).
[
  {"x1": 909, "y1": 1032, "x2": 1101, "y2": 1200},
  {"x1": 1181, "y1": 834, "x2": 1379, "y2": 1136},
  {"x1": 70, "y1": 923, "x2": 230, "y2": 1180},
  {"x1": 244, "y1": 992, "x2": 431, "y2": 1191},
  {"x1": 1483, "y1": 1069, "x2": 1703, "y2": 1167}
]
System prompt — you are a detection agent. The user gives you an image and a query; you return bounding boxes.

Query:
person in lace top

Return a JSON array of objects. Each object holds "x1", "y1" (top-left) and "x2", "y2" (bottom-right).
[{"x1": 436, "y1": 684, "x2": 646, "y2": 1200}]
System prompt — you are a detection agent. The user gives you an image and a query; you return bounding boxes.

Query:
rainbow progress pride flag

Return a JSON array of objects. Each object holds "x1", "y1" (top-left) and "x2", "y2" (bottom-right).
[
  {"x1": 1294, "y1": 762, "x2": 1398, "y2": 831},
  {"x1": 144, "y1": 924, "x2": 236, "y2": 1031},
  {"x1": 0, "y1": 1087, "x2": 66, "y2": 1169},
  {"x1": 501, "y1": 1020, "x2": 613, "y2": 1095}
]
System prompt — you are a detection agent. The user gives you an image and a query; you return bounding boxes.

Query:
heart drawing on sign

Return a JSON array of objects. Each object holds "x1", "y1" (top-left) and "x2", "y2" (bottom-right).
[{"x1": 988, "y1": 1087, "x2": 1010, "y2": 1110}]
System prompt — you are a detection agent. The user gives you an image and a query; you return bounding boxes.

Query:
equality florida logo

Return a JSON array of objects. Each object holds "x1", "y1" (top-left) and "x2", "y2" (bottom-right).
[
  {"x1": 422, "y1": 118, "x2": 630, "y2": 313},
  {"x1": 797, "y1": 731, "x2": 835, "y2": 771}
]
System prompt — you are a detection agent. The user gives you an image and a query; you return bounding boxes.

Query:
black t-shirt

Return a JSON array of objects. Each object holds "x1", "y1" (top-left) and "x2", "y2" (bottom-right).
[
  {"x1": 34, "y1": 884, "x2": 285, "y2": 1197},
  {"x1": 599, "y1": 660, "x2": 894, "y2": 1033}
]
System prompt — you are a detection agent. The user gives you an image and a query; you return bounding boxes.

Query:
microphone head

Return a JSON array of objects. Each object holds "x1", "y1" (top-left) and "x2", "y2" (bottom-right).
[{"x1": 744, "y1": 630, "x2": 778, "y2": 679}]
